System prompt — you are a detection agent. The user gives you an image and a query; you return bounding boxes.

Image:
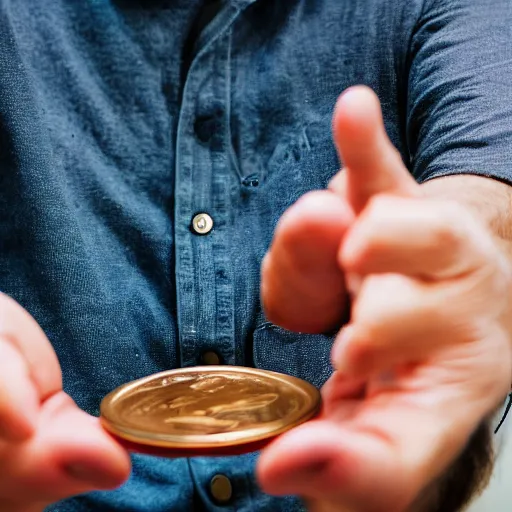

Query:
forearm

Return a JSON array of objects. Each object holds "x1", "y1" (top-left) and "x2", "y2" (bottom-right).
[{"x1": 422, "y1": 174, "x2": 512, "y2": 250}]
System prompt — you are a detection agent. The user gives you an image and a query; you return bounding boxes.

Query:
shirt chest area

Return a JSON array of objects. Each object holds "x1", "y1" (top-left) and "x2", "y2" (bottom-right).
[
  {"x1": 5, "y1": 0, "x2": 406, "y2": 207},
  {"x1": 0, "y1": 0, "x2": 406, "y2": 390}
]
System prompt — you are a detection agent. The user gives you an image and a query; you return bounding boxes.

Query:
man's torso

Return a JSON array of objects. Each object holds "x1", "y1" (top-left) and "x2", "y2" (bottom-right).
[{"x1": 0, "y1": 1, "x2": 422, "y2": 509}]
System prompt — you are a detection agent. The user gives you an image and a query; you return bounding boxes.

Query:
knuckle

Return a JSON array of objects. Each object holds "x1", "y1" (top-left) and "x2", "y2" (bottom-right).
[
  {"x1": 430, "y1": 218, "x2": 465, "y2": 252},
  {"x1": 431, "y1": 201, "x2": 476, "y2": 252},
  {"x1": 350, "y1": 236, "x2": 385, "y2": 271}
]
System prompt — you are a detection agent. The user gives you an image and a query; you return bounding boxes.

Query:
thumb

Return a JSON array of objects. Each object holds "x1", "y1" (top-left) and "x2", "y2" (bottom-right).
[
  {"x1": 42, "y1": 393, "x2": 131, "y2": 493},
  {"x1": 256, "y1": 407, "x2": 465, "y2": 512},
  {"x1": 257, "y1": 419, "x2": 417, "y2": 511},
  {"x1": 7, "y1": 392, "x2": 131, "y2": 502},
  {"x1": 333, "y1": 86, "x2": 419, "y2": 214}
]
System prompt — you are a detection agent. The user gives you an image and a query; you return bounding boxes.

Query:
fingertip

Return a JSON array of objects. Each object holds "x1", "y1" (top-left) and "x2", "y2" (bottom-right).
[
  {"x1": 39, "y1": 394, "x2": 131, "y2": 490},
  {"x1": 0, "y1": 293, "x2": 63, "y2": 400},
  {"x1": 259, "y1": 252, "x2": 271, "y2": 297},
  {"x1": 259, "y1": 252, "x2": 286, "y2": 328},
  {"x1": 77, "y1": 417, "x2": 132, "y2": 486},
  {"x1": 65, "y1": 452, "x2": 131, "y2": 490},
  {"x1": 62, "y1": 432, "x2": 132, "y2": 490},
  {"x1": 269, "y1": 191, "x2": 353, "y2": 275},
  {"x1": 334, "y1": 85, "x2": 380, "y2": 118},
  {"x1": 96, "y1": 434, "x2": 132, "y2": 489},
  {"x1": 333, "y1": 85, "x2": 382, "y2": 146},
  {"x1": 274, "y1": 191, "x2": 353, "y2": 246},
  {"x1": 259, "y1": 190, "x2": 352, "y2": 333},
  {"x1": 257, "y1": 421, "x2": 343, "y2": 496}
]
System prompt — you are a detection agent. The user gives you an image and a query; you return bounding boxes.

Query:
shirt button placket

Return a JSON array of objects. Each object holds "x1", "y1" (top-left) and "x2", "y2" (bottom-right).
[
  {"x1": 176, "y1": 8, "x2": 244, "y2": 509},
  {"x1": 175, "y1": 10, "x2": 239, "y2": 372}
]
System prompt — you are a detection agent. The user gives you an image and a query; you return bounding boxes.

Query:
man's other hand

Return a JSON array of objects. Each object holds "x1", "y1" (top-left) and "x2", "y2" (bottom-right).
[
  {"x1": 258, "y1": 86, "x2": 512, "y2": 512},
  {"x1": 0, "y1": 294, "x2": 130, "y2": 512}
]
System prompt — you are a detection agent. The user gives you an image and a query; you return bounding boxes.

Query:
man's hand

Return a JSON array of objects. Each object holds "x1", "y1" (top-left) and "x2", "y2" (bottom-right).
[
  {"x1": 258, "y1": 86, "x2": 512, "y2": 511},
  {"x1": 0, "y1": 293, "x2": 130, "y2": 512}
]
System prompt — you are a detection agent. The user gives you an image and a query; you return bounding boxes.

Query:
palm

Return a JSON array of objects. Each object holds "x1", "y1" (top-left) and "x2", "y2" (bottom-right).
[{"x1": 259, "y1": 310, "x2": 508, "y2": 511}]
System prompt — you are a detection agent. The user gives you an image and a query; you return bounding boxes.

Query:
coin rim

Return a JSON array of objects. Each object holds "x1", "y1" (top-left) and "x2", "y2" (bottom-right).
[{"x1": 100, "y1": 366, "x2": 321, "y2": 449}]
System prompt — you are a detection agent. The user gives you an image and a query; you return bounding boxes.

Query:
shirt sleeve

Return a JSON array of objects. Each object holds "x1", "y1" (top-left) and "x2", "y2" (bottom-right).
[{"x1": 407, "y1": 0, "x2": 512, "y2": 185}]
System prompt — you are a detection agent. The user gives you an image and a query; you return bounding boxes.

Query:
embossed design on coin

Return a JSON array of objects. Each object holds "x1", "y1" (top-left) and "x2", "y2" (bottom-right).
[
  {"x1": 100, "y1": 366, "x2": 320, "y2": 449},
  {"x1": 115, "y1": 374, "x2": 299, "y2": 435}
]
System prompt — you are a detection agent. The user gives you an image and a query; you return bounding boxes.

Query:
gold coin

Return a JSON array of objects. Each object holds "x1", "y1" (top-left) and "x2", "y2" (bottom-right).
[{"x1": 100, "y1": 366, "x2": 321, "y2": 453}]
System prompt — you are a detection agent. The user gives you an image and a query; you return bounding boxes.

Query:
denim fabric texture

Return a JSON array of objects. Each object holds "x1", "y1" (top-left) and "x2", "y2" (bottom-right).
[{"x1": 0, "y1": 0, "x2": 511, "y2": 510}]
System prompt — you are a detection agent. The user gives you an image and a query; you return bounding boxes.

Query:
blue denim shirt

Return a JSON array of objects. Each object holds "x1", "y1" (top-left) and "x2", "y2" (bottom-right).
[{"x1": 1, "y1": 1, "x2": 511, "y2": 510}]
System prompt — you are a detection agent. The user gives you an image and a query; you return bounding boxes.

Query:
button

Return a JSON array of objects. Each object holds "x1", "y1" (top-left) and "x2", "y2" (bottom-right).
[
  {"x1": 191, "y1": 213, "x2": 213, "y2": 235},
  {"x1": 241, "y1": 174, "x2": 260, "y2": 188},
  {"x1": 201, "y1": 351, "x2": 222, "y2": 365},
  {"x1": 210, "y1": 474, "x2": 233, "y2": 504},
  {"x1": 194, "y1": 113, "x2": 221, "y2": 144}
]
